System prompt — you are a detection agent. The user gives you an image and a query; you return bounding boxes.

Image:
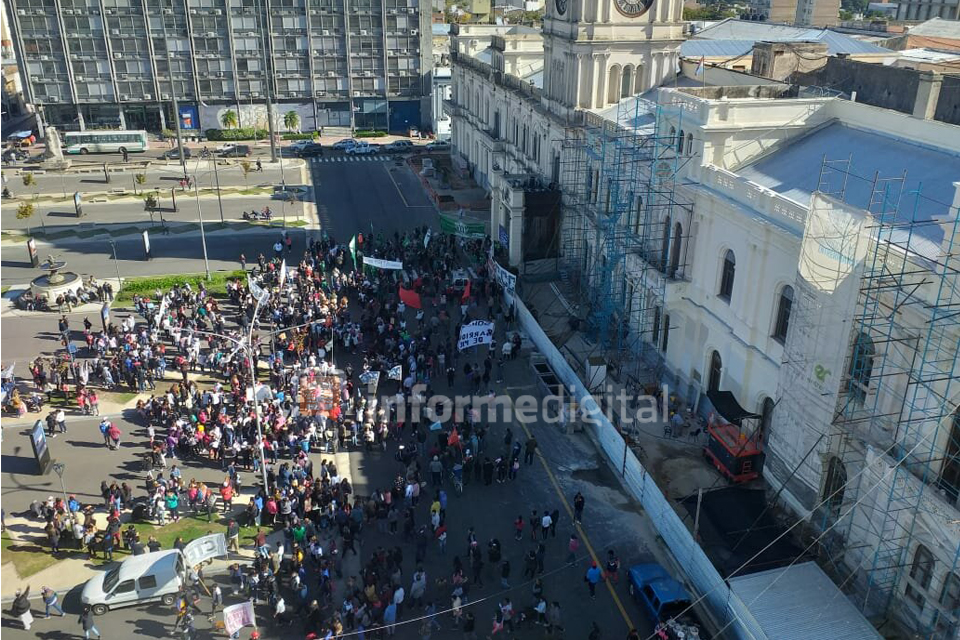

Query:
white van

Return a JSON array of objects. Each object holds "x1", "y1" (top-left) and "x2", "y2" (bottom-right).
[{"x1": 81, "y1": 533, "x2": 226, "y2": 615}]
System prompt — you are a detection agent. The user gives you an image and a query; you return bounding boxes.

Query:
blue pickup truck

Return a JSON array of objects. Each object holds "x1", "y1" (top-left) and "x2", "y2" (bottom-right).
[{"x1": 627, "y1": 564, "x2": 709, "y2": 639}]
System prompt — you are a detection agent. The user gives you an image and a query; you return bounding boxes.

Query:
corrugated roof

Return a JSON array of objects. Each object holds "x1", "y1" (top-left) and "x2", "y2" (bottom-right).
[
  {"x1": 472, "y1": 47, "x2": 494, "y2": 64},
  {"x1": 693, "y1": 18, "x2": 892, "y2": 55},
  {"x1": 737, "y1": 121, "x2": 960, "y2": 256},
  {"x1": 680, "y1": 39, "x2": 755, "y2": 58},
  {"x1": 728, "y1": 563, "x2": 882, "y2": 640},
  {"x1": 523, "y1": 69, "x2": 544, "y2": 88},
  {"x1": 432, "y1": 23, "x2": 452, "y2": 36},
  {"x1": 908, "y1": 17, "x2": 960, "y2": 40}
]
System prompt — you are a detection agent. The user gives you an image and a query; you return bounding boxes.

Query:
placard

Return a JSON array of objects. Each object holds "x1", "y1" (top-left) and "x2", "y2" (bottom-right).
[
  {"x1": 363, "y1": 256, "x2": 404, "y2": 270},
  {"x1": 457, "y1": 320, "x2": 495, "y2": 351}
]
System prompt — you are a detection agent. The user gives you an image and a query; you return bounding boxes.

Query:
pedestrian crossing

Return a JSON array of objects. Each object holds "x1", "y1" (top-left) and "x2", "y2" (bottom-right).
[{"x1": 309, "y1": 155, "x2": 392, "y2": 164}]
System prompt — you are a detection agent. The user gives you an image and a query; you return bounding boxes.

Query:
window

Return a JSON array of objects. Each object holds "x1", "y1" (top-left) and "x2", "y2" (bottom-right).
[
  {"x1": 138, "y1": 575, "x2": 158, "y2": 589},
  {"x1": 936, "y1": 573, "x2": 960, "y2": 637},
  {"x1": 847, "y1": 333, "x2": 875, "y2": 404},
  {"x1": 772, "y1": 285, "x2": 793, "y2": 343},
  {"x1": 905, "y1": 545, "x2": 935, "y2": 610},
  {"x1": 708, "y1": 350, "x2": 722, "y2": 393},
  {"x1": 822, "y1": 456, "x2": 846, "y2": 517},
  {"x1": 659, "y1": 217, "x2": 671, "y2": 273},
  {"x1": 607, "y1": 65, "x2": 620, "y2": 103},
  {"x1": 652, "y1": 306, "x2": 661, "y2": 349},
  {"x1": 621, "y1": 65, "x2": 632, "y2": 98},
  {"x1": 677, "y1": 129, "x2": 684, "y2": 153},
  {"x1": 661, "y1": 314, "x2": 671, "y2": 353},
  {"x1": 114, "y1": 579, "x2": 136, "y2": 594},
  {"x1": 938, "y1": 408, "x2": 960, "y2": 503},
  {"x1": 669, "y1": 222, "x2": 682, "y2": 278},
  {"x1": 759, "y1": 397, "x2": 775, "y2": 445},
  {"x1": 719, "y1": 250, "x2": 736, "y2": 301},
  {"x1": 686, "y1": 133, "x2": 693, "y2": 155}
]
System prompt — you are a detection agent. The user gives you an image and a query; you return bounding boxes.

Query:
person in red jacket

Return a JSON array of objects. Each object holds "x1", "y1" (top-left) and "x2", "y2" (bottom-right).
[{"x1": 219, "y1": 481, "x2": 234, "y2": 514}]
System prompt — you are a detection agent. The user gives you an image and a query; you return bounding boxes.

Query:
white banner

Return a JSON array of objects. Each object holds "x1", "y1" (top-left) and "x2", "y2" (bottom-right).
[
  {"x1": 489, "y1": 260, "x2": 517, "y2": 291},
  {"x1": 154, "y1": 294, "x2": 169, "y2": 327},
  {"x1": 363, "y1": 256, "x2": 404, "y2": 270},
  {"x1": 279, "y1": 258, "x2": 287, "y2": 288},
  {"x1": 388, "y1": 365, "x2": 402, "y2": 381},
  {"x1": 223, "y1": 601, "x2": 256, "y2": 636},
  {"x1": 458, "y1": 320, "x2": 495, "y2": 351},
  {"x1": 248, "y1": 275, "x2": 269, "y2": 304},
  {"x1": 424, "y1": 229, "x2": 432, "y2": 249}
]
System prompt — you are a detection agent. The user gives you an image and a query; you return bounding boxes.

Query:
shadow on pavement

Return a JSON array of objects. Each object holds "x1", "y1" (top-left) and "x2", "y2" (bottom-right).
[{"x1": 0, "y1": 454, "x2": 40, "y2": 475}]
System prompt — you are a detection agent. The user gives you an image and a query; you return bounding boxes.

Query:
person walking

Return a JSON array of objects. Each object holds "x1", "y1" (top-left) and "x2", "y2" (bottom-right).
[
  {"x1": 79, "y1": 605, "x2": 101, "y2": 639},
  {"x1": 12, "y1": 587, "x2": 33, "y2": 630},
  {"x1": 55, "y1": 408, "x2": 67, "y2": 434},
  {"x1": 500, "y1": 559, "x2": 511, "y2": 589},
  {"x1": 566, "y1": 534, "x2": 580, "y2": 565},
  {"x1": 523, "y1": 437, "x2": 538, "y2": 465},
  {"x1": 573, "y1": 491, "x2": 585, "y2": 524},
  {"x1": 41, "y1": 586, "x2": 65, "y2": 617},
  {"x1": 605, "y1": 549, "x2": 621, "y2": 584},
  {"x1": 585, "y1": 562, "x2": 603, "y2": 599}
]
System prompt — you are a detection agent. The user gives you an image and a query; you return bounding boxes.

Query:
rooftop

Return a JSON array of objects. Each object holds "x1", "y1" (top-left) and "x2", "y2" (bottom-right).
[
  {"x1": 693, "y1": 18, "x2": 892, "y2": 55},
  {"x1": 680, "y1": 39, "x2": 755, "y2": 58},
  {"x1": 737, "y1": 121, "x2": 960, "y2": 256},
  {"x1": 907, "y1": 17, "x2": 960, "y2": 40},
  {"x1": 729, "y1": 562, "x2": 882, "y2": 640}
]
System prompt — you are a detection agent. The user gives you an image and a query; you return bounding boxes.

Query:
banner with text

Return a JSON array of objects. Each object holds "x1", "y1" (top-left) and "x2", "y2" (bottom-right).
[
  {"x1": 488, "y1": 259, "x2": 517, "y2": 291},
  {"x1": 223, "y1": 601, "x2": 256, "y2": 636},
  {"x1": 439, "y1": 213, "x2": 486, "y2": 239},
  {"x1": 457, "y1": 320, "x2": 495, "y2": 351},
  {"x1": 363, "y1": 256, "x2": 404, "y2": 270}
]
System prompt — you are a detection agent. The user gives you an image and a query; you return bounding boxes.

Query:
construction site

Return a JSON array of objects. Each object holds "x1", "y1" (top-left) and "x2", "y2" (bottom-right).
[{"x1": 511, "y1": 88, "x2": 960, "y2": 638}]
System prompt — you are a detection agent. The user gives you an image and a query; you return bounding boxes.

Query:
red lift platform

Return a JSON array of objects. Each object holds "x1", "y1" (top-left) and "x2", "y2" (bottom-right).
[{"x1": 703, "y1": 389, "x2": 765, "y2": 483}]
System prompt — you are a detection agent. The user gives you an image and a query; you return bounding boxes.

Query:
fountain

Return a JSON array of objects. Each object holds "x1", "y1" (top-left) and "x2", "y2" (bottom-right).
[{"x1": 30, "y1": 255, "x2": 82, "y2": 303}]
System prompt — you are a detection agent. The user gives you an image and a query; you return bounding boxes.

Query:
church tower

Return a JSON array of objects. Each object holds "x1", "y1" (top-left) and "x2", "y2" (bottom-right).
[{"x1": 541, "y1": 0, "x2": 684, "y2": 113}]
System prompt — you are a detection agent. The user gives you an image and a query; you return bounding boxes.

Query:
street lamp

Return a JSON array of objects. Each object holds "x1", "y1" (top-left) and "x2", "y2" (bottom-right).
[
  {"x1": 107, "y1": 239, "x2": 123, "y2": 293},
  {"x1": 52, "y1": 462, "x2": 69, "y2": 516},
  {"x1": 191, "y1": 179, "x2": 212, "y2": 280}
]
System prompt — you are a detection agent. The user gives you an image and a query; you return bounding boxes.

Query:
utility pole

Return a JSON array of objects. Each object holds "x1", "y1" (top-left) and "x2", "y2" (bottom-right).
[
  {"x1": 192, "y1": 180, "x2": 211, "y2": 279},
  {"x1": 108, "y1": 238, "x2": 122, "y2": 293},
  {"x1": 160, "y1": 0, "x2": 188, "y2": 181},
  {"x1": 211, "y1": 153, "x2": 225, "y2": 223},
  {"x1": 258, "y1": 0, "x2": 279, "y2": 163}
]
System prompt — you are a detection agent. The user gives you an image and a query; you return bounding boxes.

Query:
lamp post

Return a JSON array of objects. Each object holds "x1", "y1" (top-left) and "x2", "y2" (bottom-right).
[
  {"x1": 107, "y1": 239, "x2": 122, "y2": 293},
  {"x1": 192, "y1": 179, "x2": 211, "y2": 280},
  {"x1": 52, "y1": 462, "x2": 69, "y2": 516}
]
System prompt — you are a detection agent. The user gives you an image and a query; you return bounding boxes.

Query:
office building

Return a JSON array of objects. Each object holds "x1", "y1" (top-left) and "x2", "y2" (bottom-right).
[{"x1": 5, "y1": 0, "x2": 432, "y2": 133}]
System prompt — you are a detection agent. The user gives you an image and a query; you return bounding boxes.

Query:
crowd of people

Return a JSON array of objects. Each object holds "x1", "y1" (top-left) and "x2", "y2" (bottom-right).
[{"x1": 13, "y1": 226, "x2": 636, "y2": 640}]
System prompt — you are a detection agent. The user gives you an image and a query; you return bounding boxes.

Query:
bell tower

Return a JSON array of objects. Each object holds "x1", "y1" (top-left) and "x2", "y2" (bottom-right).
[{"x1": 541, "y1": 0, "x2": 684, "y2": 113}]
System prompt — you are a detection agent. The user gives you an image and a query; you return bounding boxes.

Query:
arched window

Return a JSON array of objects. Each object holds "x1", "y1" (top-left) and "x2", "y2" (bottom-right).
[
  {"x1": 662, "y1": 313, "x2": 671, "y2": 353},
  {"x1": 822, "y1": 456, "x2": 847, "y2": 516},
  {"x1": 772, "y1": 285, "x2": 794, "y2": 343},
  {"x1": 847, "y1": 333, "x2": 875, "y2": 404},
  {"x1": 677, "y1": 129, "x2": 684, "y2": 153},
  {"x1": 669, "y1": 221, "x2": 682, "y2": 277},
  {"x1": 686, "y1": 133, "x2": 693, "y2": 155},
  {"x1": 621, "y1": 66, "x2": 633, "y2": 98},
  {"x1": 938, "y1": 573, "x2": 960, "y2": 634},
  {"x1": 708, "y1": 350, "x2": 722, "y2": 393},
  {"x1": 669, "y1": 126, "x2": 676, "y2": 141},
  {"x1": 938, "y1": 407, "x2": 960, "y2": 503},
  {"x1": 659, "y1": 216, "x2": 671, "y2": 273},
  {"x1": 652, "y1": 306, "x2": 661, "y2": 348},
  {"x1": 719, "y1": 250, "x2": 736, "y2": 301},
  {"x1": 906, "y1": 544, "x2": 936, "y2": 609},
  {"x1": 608, "y1": 65, "x2": 621, "y2": 104},
  {"x1": 760, "y1": 397, "x2": 775, "y2": 445}
]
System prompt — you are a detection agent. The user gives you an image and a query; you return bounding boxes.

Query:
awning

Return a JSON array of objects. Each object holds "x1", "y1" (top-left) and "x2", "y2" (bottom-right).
[{"x1": 708, "y1": 389, "x2": 760, "y2": 426}]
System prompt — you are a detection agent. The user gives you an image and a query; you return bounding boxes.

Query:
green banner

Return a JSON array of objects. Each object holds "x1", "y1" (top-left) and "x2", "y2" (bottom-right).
[{"x1": 439, "y1": 213, "x2": 486, "y2": 239}]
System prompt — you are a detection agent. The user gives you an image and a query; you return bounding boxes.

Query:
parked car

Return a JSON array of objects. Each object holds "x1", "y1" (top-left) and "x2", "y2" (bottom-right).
[
  {"x1": 382, "y1": 140, "x2": 414, "y2": 153},
  {"x1": 273, "y1": 185, "x2": 309, "y2": 200},
  {"x1": 332, "y1": 138, "x2": 359, "y2": 151},
  {"x1": 217, "y1": 144, "x2": 252, "y2": 158},
  {"x1": 160, "y1": 147, "x2": 192, "y2": 160},
  {"x1": 627, "y1": 564, "x2": 709, "y2": 639},
  {"x1": 345, "y1": 142, "x2": 379, "y2": 155},
  {"x1": 296, "y1": 143, "x2": 325, "y2": 158},
  {"x1": 287, "y1": 139, "x2": 313, "y2": 152},
  {"x1": 424, "y1": 141, "x2": 450, "y2": 152}
]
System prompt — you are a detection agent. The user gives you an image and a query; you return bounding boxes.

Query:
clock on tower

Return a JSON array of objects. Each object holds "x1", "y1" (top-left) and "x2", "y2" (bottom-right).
[
  {"x1": 614, "y1": 0, "x2": 655, "y2": 17},
  {"x1": 555, "y1": 0, "x2": 567, "y2": 14}
]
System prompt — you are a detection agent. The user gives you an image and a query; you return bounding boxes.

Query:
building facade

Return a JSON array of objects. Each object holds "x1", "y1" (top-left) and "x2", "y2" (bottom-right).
[
  {"x1": 744, "y1": 0, "x2": 840, "y2": 25},
  {"x1": 5, "y1": 0, "x2": 431, "y2": 133},
  {"x1": 1, "y1": 0, "x2": 27, "y2": 120}
]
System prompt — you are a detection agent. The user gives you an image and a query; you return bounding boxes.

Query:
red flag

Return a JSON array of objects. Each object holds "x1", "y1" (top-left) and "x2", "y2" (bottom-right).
[
  {"x1": 447, "y1": 428, "x2": 461, "y2": 447},
  {"x1": 461, "y1": 279, "x2": 471, "y2": 303},
  {"x1": 399, "y1": 285, "x2": 422, "y2": 309}
]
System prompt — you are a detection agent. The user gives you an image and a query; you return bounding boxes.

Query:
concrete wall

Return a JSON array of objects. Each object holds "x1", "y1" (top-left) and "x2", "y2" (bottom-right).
[
  {"x1": 934, "y1": 74, "x2": 960, "y2": 125},
  {"x1": 792, "y1": 57, "x2": 920, "y2": 116}
]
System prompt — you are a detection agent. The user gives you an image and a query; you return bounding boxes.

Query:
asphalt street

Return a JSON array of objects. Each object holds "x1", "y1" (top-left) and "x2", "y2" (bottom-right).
[{"x1": 0, "y1": 152, "x2": 663, "y2": 640}]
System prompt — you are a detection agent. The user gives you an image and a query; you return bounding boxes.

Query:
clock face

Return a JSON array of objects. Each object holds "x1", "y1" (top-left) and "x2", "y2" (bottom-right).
[
  {"x1": 555, "y1": 0, "x2": 567, "y2": 15},
  {"x1": 614, "y1": 0, "x2": 654, "y2": 17}
]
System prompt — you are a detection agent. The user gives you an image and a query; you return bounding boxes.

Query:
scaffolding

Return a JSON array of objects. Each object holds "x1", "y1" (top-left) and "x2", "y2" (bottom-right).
[
  {"x1": 558, "y1": 98, "x2": 692, "y2": 386},
  {"x1": 808, "y1": 159, "x2": 960, "y2": 635}
]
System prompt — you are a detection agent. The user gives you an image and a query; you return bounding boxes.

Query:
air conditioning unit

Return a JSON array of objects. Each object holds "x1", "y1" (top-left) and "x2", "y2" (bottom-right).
[
  {"x1": 40, "y1": 55, "x2": 51, "y2": 60},
  {"x1": 120, "y1": 93, "x2": 129, "y2": 100},
  {"x1": 161, "y1": 93, "x2": 171, "y2": 99},
  {"x1": 114, "y1": 52, "x2": 122, "y2": 58},
  {"x1": 327, "y1": 71, "x2": 335, "y2": 76},
  {"x1": 411, "y1": 29, "x2": 418, "y2": 35},
  {"x1": 46, "y1": 96, "x2": 59, "y2": 102},
  {"x1": 205, "y1": 32, "x2": 216, "y2": 37},
  {"x1": 74, "y1": 75, "x2": 85, "y2": 82},
  {"x1": 163, "y1": 8, "x2": 173, "y2": 14},
  {"x1": 143, "y1": 93, "x2": 152, "y2": 99},
  {"x1": 322, "y1": 29, "x2": 329, "y2": 35},
  {"x1": 213, "y1": 9, "x2": 222, "y2": 15},
  {"x1": 353, "y1": 90, "x2": 360, "y2": 96},
  {"x1": 31, "y1": 75, "x2": 41, "y2": 82},
  {"x1": 111, "y1": 29, "x2": 120, "y2": 35},
  {"x1": 217, "y1": 71, "x2": 225, "y2": 77},
  {"x1": 360, "y1": 29, "x2": 368, "y2": 35},
  {"x1": 310, "y1": 9, "x2": 320, "y2": 13},
  {"x1": 104, "y1": 8, "x2": 114, "y2": 13},
  {"x1": 16, "y1": 9, "x2": 25, "y2": 15},
  {"x1": 120, "y1": 73, "x2": 129, "y2": 79},
  {"x1": 407, "y1": 7, "x2": 415, "y2": 13},
  {"x1": 62, "y1": 9, "x2": 74, "y2": 15}
]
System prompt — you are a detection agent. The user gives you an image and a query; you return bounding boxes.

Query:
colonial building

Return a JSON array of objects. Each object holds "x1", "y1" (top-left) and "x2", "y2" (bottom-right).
[{"x1": 447, "y1": 0, "x2": 960, "y2": 636}]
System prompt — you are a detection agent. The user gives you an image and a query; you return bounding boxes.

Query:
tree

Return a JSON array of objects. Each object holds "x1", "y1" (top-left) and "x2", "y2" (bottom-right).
[
  {"x1": 17, "y1": 202, "x2": 36, "y2": 234},
  {"x1": 134, "y1": 173, "x2": 146, "y2": 194},
  {"x1": 220, "y1": 109, "x2": 239, "y2": 129},
  {"x1": 239, "y1": 160, "x2": 252, "y2": 185},
  {"x1": 683, "y1": 4, "x2": 737, "y2": 19},
  {"x1": 283, "y1": 110, "x2": 300, "y2": 132},
  {"x1": 22, "y1": 173, "x2": 35, "y2": 188}
]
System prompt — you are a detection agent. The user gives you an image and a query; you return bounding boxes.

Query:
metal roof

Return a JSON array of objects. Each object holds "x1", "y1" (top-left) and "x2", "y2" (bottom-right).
[
  {"x1": 728, "y1": 562, "x2": 882, "y2": 640},
  {"x1": 693, "y1": 18, "x2": 892, "y2": 55},
  {"x1": 737, "y1": 121, "x2": 960, "y2": 258},
  {"x1": 680, "y1": 39, "x2": 755, "y2": 58},
  {"x1": 432, "y1": 23, "x2": 452, "y2": 36}
]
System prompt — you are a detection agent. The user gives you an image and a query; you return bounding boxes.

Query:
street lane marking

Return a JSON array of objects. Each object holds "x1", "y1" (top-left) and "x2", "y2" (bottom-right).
[{"x1": 510, "y1": 407, "x2": 637, "y2": 631}]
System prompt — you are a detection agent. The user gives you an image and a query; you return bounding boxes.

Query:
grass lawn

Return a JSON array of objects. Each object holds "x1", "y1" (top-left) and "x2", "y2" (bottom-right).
[
  {"x1": 100, "y1": 391, "x2": 139, "y2": 405},
  {"x1": 129, "y1": 512, "x2": 260, "y2": 557},
  {"x1": 1, "y1": 531, "x2": 61, "y2": 578},
  {"x1": 114, "y1": 270, "x2": 246, "y2": 305}
]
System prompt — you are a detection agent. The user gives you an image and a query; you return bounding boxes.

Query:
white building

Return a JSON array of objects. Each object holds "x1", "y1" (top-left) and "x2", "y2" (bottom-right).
[{"x1": 447, "y1": 0, "x2": 960, "y2": 636}]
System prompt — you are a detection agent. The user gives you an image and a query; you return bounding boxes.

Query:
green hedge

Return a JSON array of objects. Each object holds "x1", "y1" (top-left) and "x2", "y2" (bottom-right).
[
  {"x1": 115, "y1": 271, "x2": 246, "y2": 304},
  {"x1": 205, "y1": 128, "x2": 269, "y2": 141},
  {"x1": 355, "y1": 130, "x2": 388, "y2": 138},
  {"x1": 282, "y1": 132, "x2": 317, "y2": 140}
]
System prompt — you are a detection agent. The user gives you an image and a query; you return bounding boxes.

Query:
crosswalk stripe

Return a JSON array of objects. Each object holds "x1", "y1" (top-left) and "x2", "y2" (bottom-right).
[{"x1": 309, "y1": 155, "x2": 391, "y2": 164}]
